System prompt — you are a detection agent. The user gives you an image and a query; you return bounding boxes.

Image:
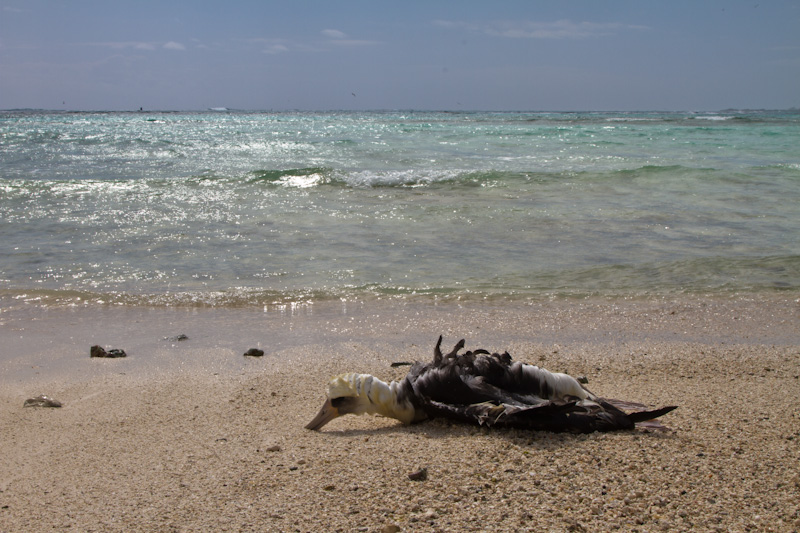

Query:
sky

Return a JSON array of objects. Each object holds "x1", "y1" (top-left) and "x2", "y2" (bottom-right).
[{"x1": 1, "y1": 1, "x2": 798, "y2": 111}]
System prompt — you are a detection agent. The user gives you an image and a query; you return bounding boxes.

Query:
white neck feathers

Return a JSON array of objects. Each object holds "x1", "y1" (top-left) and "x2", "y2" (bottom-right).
[{"x1": 330, "y1": 373, "x2": 417, "y2": 424}]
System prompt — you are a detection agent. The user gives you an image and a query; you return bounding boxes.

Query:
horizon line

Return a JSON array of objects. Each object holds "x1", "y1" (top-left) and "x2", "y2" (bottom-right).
[{"x1": 3, "y1": 106, "x2": 799, "y2": 114}]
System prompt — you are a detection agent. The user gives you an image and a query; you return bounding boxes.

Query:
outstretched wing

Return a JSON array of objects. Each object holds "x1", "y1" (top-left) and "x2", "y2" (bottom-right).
[{"x1": 421, "y1": 397, "x2": 638, "y2": 433}]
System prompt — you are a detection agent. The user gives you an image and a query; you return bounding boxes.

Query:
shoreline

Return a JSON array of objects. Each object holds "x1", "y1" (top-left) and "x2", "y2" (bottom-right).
[
  {"x1": 1, "y1": 294, "x2": 799, "y2": 531},
  {"x1": 2, "y1": 292, "x2": 797, "y2": 386}
]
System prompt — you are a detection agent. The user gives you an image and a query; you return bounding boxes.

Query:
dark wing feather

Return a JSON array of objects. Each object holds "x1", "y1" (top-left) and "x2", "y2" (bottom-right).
[
  {"x1": 403, "y1": 338, "x2": 676, "y2": 433},
  {"x1": 420, "y1": 397, "x2": 636, "y2": 433},
  {"x1": 490, "y1": 399, "x2": 637, "y2": 433}
]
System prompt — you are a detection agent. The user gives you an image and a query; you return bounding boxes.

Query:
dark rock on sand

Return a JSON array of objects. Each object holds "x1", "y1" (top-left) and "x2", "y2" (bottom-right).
[
  {"x1": 408, "y1": 467, "x2": 428, "y2": 481},
  {"x1": 90, "y1": 345, "x2": 127, "y2": 358},
  {"x1": 24, "y1": 395, "x2": 63, "y2": 408},
  {"x1": 244, "y1": 348, "x2": 264, "y2": 357}
]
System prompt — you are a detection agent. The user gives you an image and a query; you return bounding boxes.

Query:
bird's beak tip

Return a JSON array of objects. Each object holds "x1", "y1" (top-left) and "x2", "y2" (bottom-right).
[{"x1": 305, "y1": 398, "x2": 338, "y2": 431}]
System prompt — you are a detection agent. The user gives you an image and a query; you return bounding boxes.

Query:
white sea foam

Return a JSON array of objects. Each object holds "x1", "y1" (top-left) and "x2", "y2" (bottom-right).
[{"x1": 691, "y1": 115, "x2": 733, "y2": 121}]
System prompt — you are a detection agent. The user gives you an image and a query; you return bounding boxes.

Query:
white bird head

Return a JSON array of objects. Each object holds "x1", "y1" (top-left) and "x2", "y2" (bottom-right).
[{"x1": 305, "y1": 373, "x2": 416, "y2": 430}]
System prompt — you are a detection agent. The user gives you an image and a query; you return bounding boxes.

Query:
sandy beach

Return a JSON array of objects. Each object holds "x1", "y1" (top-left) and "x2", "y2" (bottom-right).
[{"x1": 1, "y1": 294, "x2": 799, "y2": 532}]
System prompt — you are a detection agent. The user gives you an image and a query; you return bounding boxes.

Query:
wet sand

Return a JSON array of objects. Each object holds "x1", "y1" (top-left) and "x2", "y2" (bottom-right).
[{"x1": 1, "y1": 294, "x2": 799, "y2": 531}]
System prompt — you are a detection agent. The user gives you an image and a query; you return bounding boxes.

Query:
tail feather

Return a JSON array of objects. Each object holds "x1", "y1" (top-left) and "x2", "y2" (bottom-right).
[
  {"x1": 627, "y1": 405, "x2": 678, "y2": 423},
  {"x1": 433, "y1": 335, "x2": 444, "y2": 364}
]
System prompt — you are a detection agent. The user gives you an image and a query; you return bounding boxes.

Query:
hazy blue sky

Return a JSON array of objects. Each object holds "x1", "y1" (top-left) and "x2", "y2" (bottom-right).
[{"x1": 1, "y1": 1, "x2": 798, "y2": 111}]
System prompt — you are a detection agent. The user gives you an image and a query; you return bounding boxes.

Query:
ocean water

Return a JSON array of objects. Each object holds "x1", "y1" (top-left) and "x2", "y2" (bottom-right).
[{"x1": 1, "y1": 109, "x2": 799, "y2": 309}]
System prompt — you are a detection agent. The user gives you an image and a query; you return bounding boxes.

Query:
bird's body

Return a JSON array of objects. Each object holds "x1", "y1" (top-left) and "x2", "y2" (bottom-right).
[{"x1": 306, "y1": 337, "x2": 676, "y2": 433}]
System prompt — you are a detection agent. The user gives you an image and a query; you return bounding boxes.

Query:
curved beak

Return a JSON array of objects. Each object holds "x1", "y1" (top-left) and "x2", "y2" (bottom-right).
[{"x1": 305, "y1": 398, "x2": 339, "y2": 430}]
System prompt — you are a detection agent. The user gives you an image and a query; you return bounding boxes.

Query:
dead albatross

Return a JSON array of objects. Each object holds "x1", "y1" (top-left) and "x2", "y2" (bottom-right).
[{"x1": 306, "y1": 337, "x2": 676, "y2": 433}]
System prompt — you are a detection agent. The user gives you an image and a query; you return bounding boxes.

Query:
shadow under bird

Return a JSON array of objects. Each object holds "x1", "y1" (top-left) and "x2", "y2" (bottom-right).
[{"x1": 306, "y1": 336, "x2": 677, "y2": 433}]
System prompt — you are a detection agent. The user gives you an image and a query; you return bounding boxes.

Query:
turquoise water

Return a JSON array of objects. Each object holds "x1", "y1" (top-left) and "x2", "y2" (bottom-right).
[{"x1": 1, "y1": 110, "x2": 799, "y2": 307}]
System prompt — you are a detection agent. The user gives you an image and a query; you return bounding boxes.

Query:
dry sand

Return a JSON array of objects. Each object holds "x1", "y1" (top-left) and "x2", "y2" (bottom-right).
[{"x1": 1, "y1": 294, "x2": 799, "y2": 532}]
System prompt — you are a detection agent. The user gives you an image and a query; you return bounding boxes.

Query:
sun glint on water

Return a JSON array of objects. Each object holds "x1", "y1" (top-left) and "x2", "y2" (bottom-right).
[{"x1": 1, "y1": 110, "x2": 799, "y2": 308}]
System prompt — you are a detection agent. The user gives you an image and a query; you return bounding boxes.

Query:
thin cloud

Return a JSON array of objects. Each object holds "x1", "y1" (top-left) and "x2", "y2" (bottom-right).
[
  {"x1": 322, "y1": 29, "x2": 347, "y2": 39},
  {"x1": 321, "y1": 29, "x2": 378, "y2": 47},
  {"x1": 91, "y1": 41, "x2": 157, "y2": 51},
  {"x1": 163, "y1": 41, "x2": 186, "y2": 51},
  {"x1": 243, "y1": 37, "x2": 297, "y2": 54},
  {"x1": 327, "y1": 38, "x2": 379, "y2": 47},
  {"x1": 83, "y1": 41, "x2": 191, "y2": 52},
  {"x1": 435, "y1": 19, "x2": 649, "y2": 39},
  {"x1": 263, "y1": 43, "x2": 290, "y2": 55},
  {"x1": 246, "y1": 31, "x2": 378, "y2": 54}
]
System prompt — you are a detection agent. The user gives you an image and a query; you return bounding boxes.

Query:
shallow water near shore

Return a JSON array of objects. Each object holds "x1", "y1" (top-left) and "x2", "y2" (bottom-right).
[{"x1": 2, "y1": 110, "x2": 799, "y2": 307}]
